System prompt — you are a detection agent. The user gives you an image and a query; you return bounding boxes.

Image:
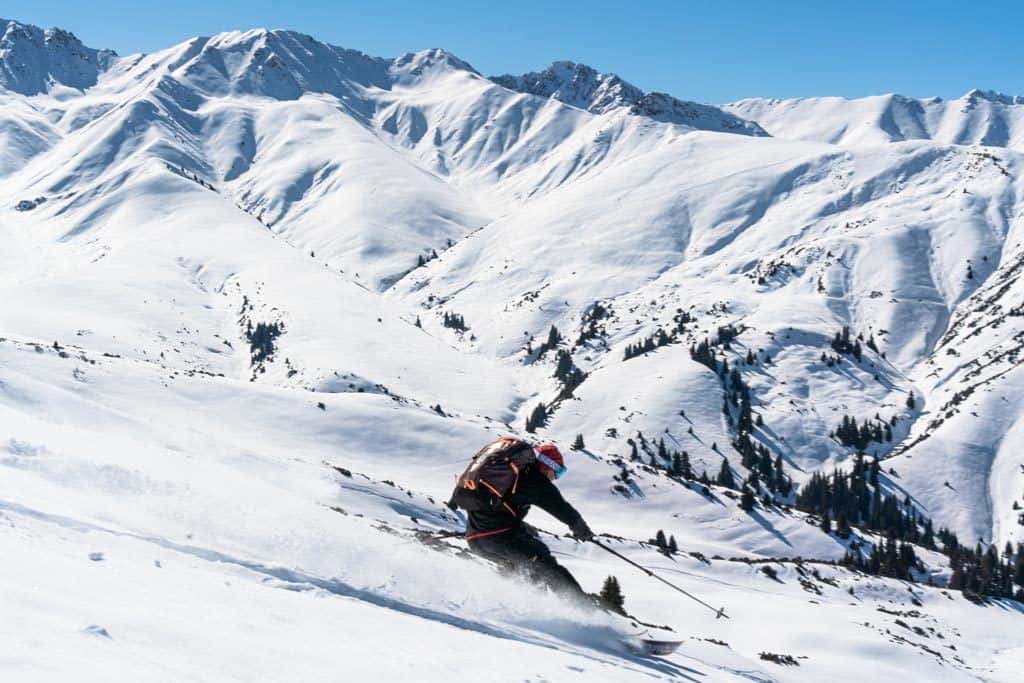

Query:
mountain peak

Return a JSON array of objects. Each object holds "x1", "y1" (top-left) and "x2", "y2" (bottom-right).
[
  {"x1": 164, "y1": 27, "x2": 392, "y2": 99},
  {"x1": 491, "y1": 60, "x2": 642, "y2": 115},
  {"x1": 962, "y1": 88, "x2": 1024, "y2": 106},
  {"x1": 162, "y1": 30, "x2": 477, "y2": 100},
  {"x1": 491, "y1": 60, "x2": 766, "y2": 136},
  {"x1": 0, "y1": 18, "x2": 116, "y2": 95},
  {"x1": 391, "y1": 48, "x2": 477, "y2": 78}
]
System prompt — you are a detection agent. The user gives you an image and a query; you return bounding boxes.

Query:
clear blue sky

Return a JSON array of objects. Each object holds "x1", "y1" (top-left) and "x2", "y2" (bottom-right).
[{"x1": 5, "y1": 0, "x2": 1022, "y2": 103}]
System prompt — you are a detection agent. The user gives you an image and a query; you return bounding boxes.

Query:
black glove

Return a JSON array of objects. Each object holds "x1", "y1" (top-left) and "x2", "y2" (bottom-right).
[{"x1": 571, "y1": 520, "x2": 594, "y2": 542}]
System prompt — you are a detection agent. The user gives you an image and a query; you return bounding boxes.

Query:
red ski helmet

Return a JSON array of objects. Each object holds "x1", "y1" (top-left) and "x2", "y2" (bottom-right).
[{"x1": 535, "y1": 444, "x2": 567, "y2": 479}]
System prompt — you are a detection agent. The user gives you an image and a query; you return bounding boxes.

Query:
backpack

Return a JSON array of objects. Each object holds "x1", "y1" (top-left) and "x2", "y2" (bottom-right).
[{"x1": 449, "y1": 437, "x2": 537, "y2": 513}]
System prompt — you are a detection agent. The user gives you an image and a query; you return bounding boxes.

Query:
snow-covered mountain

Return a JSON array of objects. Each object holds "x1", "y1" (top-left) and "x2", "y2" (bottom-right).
[
  {"x1": 2, "y1": 19, "x2": 1023, "y2": 681},
  {"x1": 493, "y1": 60, "x2": 767, "y2": 134},
  {"x1": 726, "y1": 90, "x2": 1024, "y2": 149},
  {"x1": 0, "y1": 19, "x2": 117, "y2": 94}
]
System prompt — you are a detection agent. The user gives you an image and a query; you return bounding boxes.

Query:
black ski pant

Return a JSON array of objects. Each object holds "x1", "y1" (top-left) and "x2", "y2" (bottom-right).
[{"x1": 468, "y1": 528, "x2": 587, "y2": 601}]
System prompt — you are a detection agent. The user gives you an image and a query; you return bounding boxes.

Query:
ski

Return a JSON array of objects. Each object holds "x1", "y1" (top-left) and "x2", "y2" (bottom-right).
[
  {"x1": 635, "y1": 637, "x2": 683, "y2": 656},
  {"x1": 618, "y1": 624, "x2": 683, "y2": 656}
]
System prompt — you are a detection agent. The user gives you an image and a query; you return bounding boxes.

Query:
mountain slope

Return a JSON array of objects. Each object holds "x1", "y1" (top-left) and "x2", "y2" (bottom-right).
[
  {"x1": 726, "y1": 90, "x2": 1024, "y2": 150},
  {"x1": 2, "y1": 19, "x2": 1023, "y2": 681}
]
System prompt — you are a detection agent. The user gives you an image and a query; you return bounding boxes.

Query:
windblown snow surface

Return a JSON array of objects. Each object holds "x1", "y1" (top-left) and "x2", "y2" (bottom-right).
[{"x1": 2, "y1": 19, "x2": 1024, "y2": 681}]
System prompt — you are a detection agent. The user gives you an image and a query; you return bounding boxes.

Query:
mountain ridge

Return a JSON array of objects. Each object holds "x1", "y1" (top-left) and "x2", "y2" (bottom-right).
[{"x1": 0, "y1": 18, "x2": 117, "y2": 95}]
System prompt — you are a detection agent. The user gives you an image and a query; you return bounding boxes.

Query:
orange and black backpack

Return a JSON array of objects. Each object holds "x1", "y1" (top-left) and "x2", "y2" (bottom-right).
[{"x1": 448, "y1": 437, "x2": 537, "y2": 513}]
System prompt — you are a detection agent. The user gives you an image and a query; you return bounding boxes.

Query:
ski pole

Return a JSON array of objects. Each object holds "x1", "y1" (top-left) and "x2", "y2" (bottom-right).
[{"x1": 590, "y1": 538, "x2": 730, "y2": 620}]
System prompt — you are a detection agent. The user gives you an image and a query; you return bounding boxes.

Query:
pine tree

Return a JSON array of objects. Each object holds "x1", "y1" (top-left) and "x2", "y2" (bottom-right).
[
  {"x1": 538, "y1": 325, "x2": 562, "y2": 357},
  {"x1": 571, "y1": 433, "x2": 585, "y2": 451},
  {"x1": 869, "y1": 457, "x2": 880, "y2": 487},
  {"x1": 668, "y1": 535, "x2": 678, "y2": 553},
  {"x1": 674, "y1": 451, "x2": 693, "y2": 479},
  {"x1": 554, "y1": 348, "x2": 573, "y2": 381},
  {"x1": 716, "y1": 458, "x2": 736, "y2": 489},
  {"x1": 525, "y1": 402, "x2": 548, "y2": 433},
  {"x1": 600, "y1": 576, "x2": 625, "y2": 613},
  {"x1": 740, "y1": 487, "x2": 755, "y2": 511},
  {"x1": 949, "y1": 564, "x2": 965, "y2": 590},
  {"x1": 906, "y1": 391, "x2": 916, "y2": 410},
  {"x1": 820, "y1": 511, "x2": 832, "y2": 534},
  {"x1": 836, "y1": 511, "x2": 852, "y2": 538},
  {"x1": 654, "y1": 529, "x2": 668, "y2": 549},
  {"x1": 442, "y1": 312, "x2": 468, "y2": 332}
]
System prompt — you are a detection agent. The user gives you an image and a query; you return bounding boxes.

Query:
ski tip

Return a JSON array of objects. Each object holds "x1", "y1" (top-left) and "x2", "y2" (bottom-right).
[{"x1": 632, "y1": 639, "x2": 683, "y2": 657}]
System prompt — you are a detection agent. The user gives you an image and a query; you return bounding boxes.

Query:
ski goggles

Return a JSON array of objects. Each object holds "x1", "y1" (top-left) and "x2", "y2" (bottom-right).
[{"x1": 536, "y1": 452, "x2": 567, "y2": 479}]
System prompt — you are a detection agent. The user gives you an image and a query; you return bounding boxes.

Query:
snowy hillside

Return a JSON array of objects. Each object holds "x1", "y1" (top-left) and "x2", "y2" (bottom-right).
[
  {"x1": 2, "y1": 18, "x2": 1023, "y2": 681},
  {"x1": 726, "y1": 90, "x2": 1024, "y2": 149}
]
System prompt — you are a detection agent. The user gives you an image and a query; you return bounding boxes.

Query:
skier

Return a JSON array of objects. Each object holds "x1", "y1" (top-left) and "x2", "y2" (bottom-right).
[{"x1": 450, "y1": 438, "x2": 594, "y2": 601}]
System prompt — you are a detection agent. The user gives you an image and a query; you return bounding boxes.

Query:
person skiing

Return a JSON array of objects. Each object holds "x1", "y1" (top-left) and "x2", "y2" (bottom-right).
[{"x1": 449, "y1": 437, "x2": 594, "y2": 601}]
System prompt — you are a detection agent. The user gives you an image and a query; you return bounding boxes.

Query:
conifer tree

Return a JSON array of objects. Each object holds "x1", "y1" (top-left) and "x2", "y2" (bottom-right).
[
  {"x1": 673, "y1": 451, "x2": 693, "y2": 479},
  {"x1": 571, "y1": 433, "x2": 585, "y2": 451},
  {"x1": 869, "y1": 457, "x2": 880, "y2": 487},
  {"x1": 716, "y1": 457, "x2": 736, "y2": 489},
  {"x1": 836, "y1": 511, "x2": 852, "y2": 539},
  {"x1": 537, "y1": 325, "x2": 562, "y2": 357},
  {"x1": 600, "y1": 576, "x2": 625, "y2": 613},
  {"x1": 525, "y1": 402, "x2": 548, "y2": 433}
]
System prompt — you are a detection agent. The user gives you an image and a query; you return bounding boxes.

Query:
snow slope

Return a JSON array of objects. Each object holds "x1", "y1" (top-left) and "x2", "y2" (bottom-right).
[
  {"x1": 726, "y1": 90, "x2": 1024, "y2": 150},
  {"x1": 2, "y1": 18, "x2": 1023, "y2": 681}
]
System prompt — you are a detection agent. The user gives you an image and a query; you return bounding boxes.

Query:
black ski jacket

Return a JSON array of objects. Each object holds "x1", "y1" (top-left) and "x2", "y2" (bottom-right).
[{"x1": 465, "y1": 465, "x2": 585, "y2": 539}]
